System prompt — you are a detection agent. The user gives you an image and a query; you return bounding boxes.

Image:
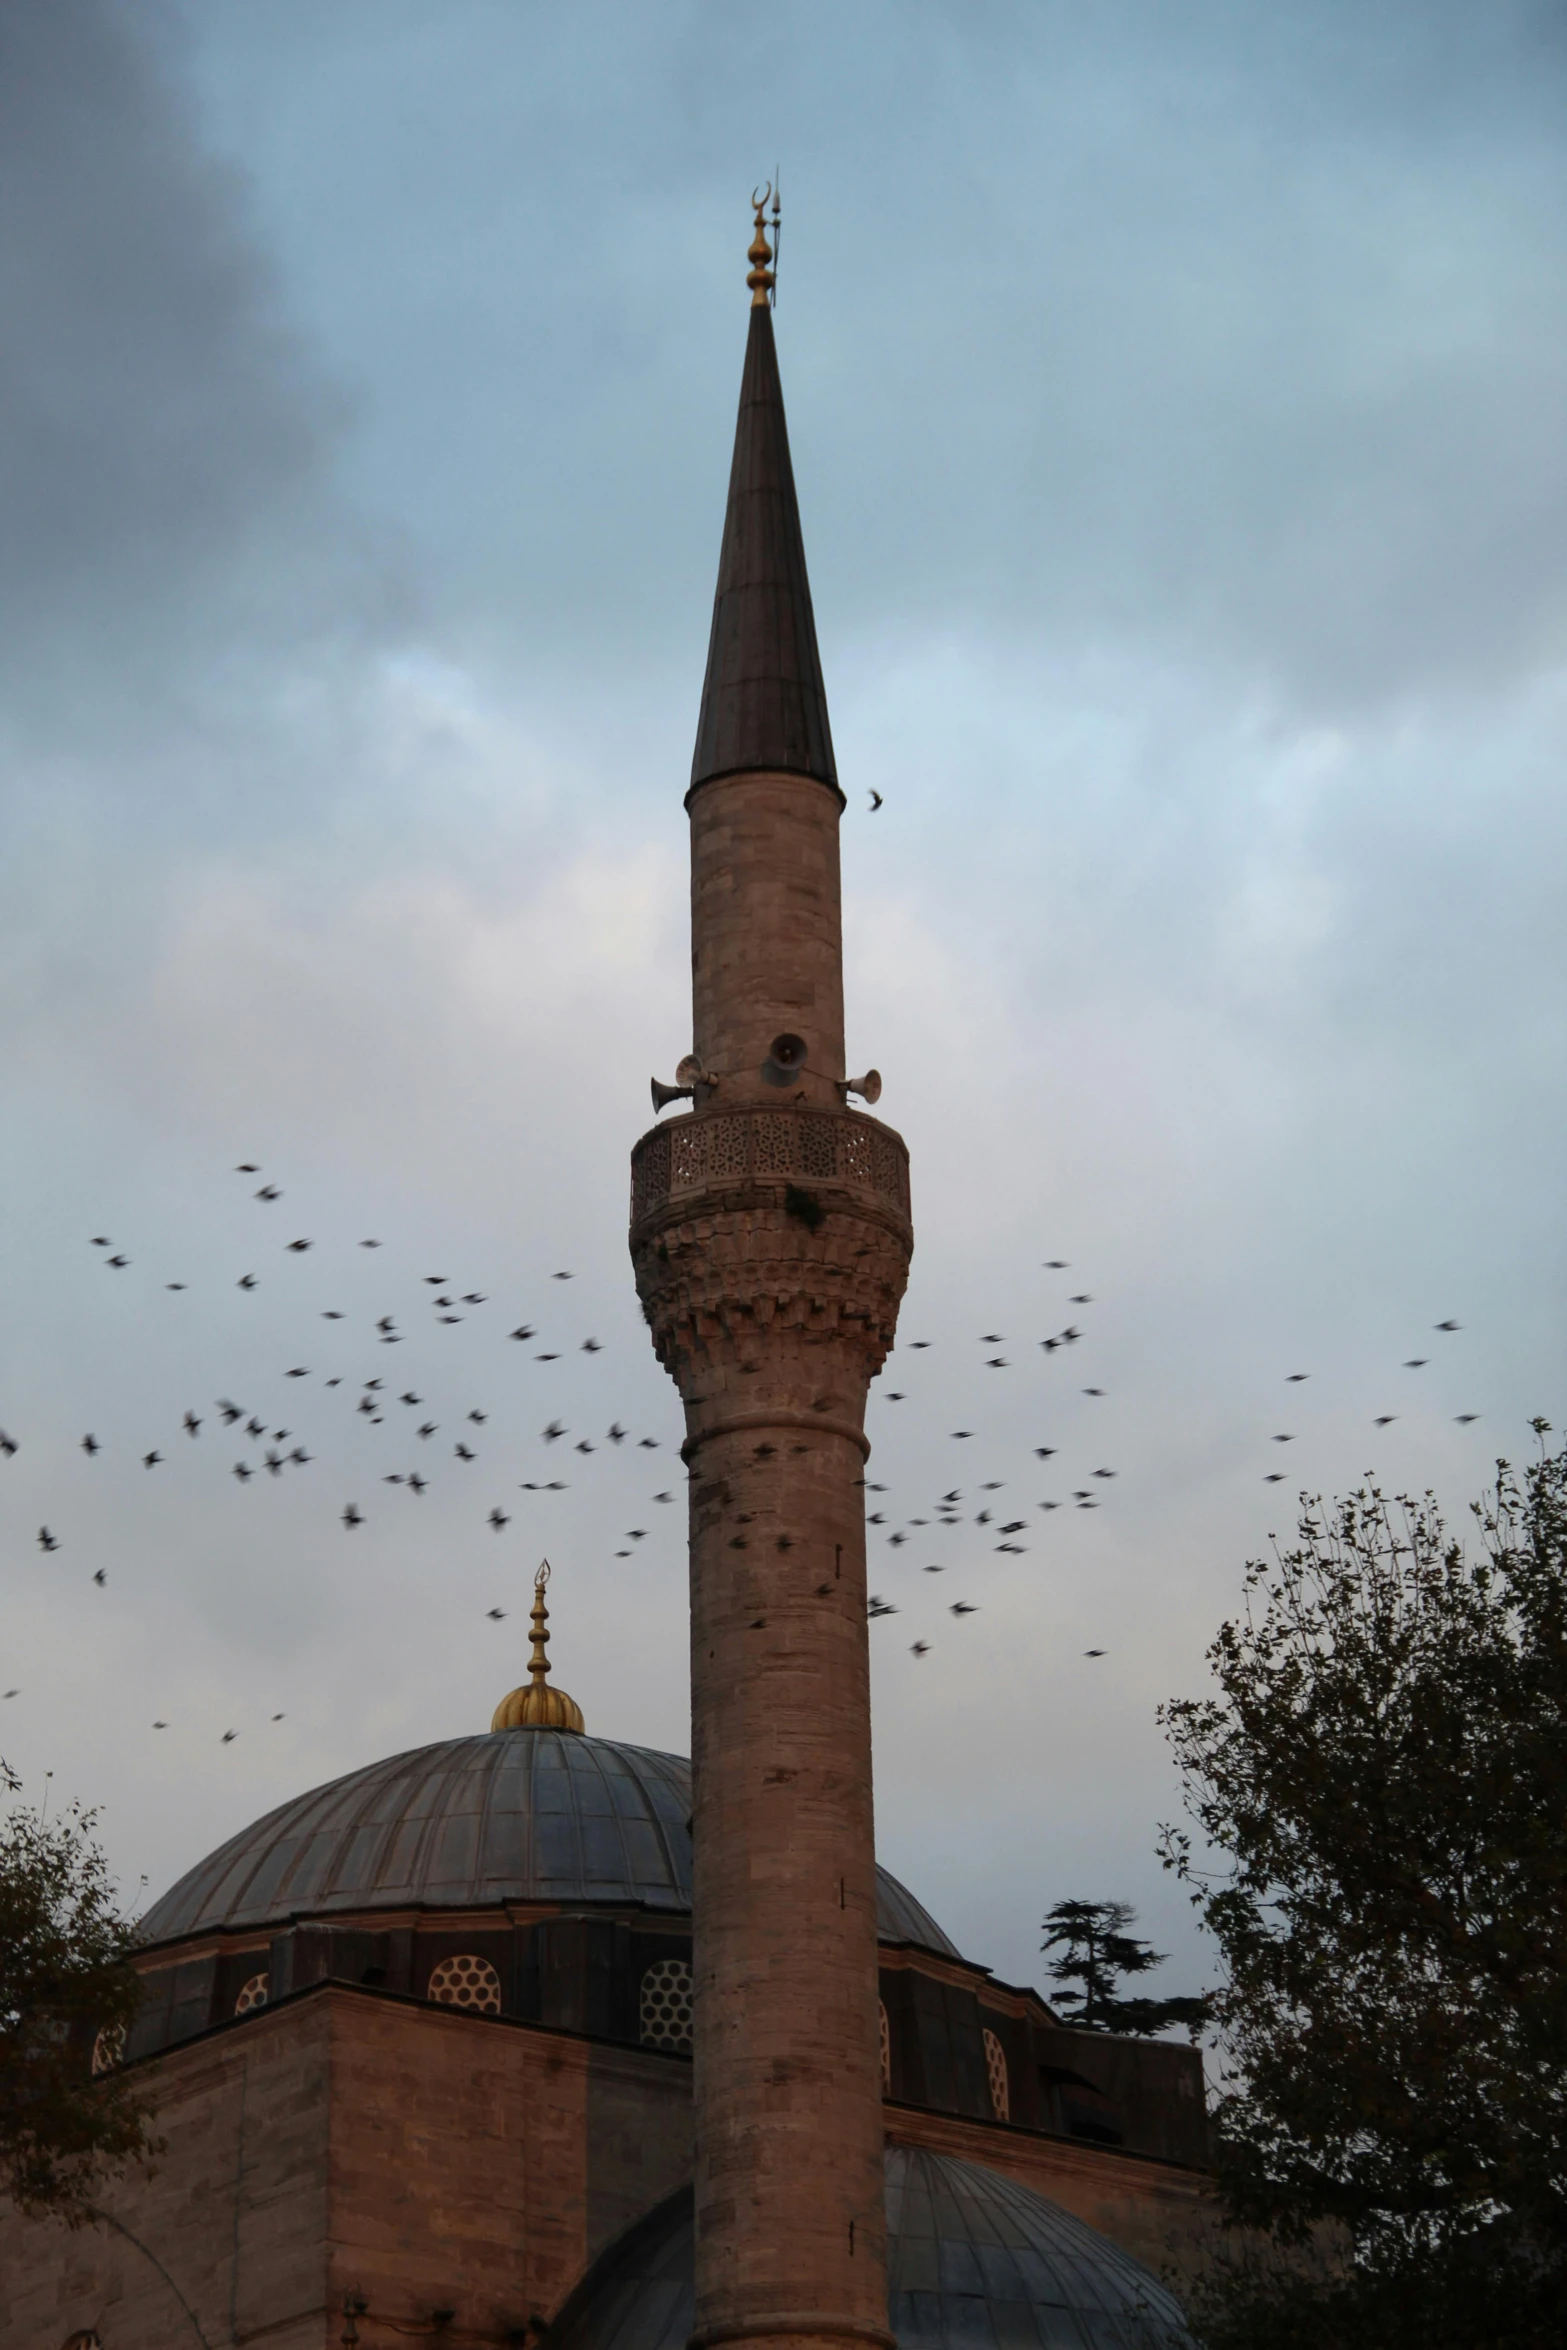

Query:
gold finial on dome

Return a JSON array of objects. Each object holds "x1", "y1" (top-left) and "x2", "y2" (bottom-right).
[
  {"x1": 491, "y1": 1561, "x2": 585, "y2": 1733},
  {"x1": 746, "y1": 184, "x2": 777, "y2": 309}
]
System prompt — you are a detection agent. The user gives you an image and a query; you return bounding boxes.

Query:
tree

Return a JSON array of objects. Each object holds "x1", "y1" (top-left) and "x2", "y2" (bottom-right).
[
  {"x1": 0, "y1": 1765, "x2": 158, "y2": 2219},
  {"x1": 1041, "y1": 1897, "x2": 1210, "y2": 2036},
  {"x1": 1159, "y1": 1428, "x2": 1567, "y2": 2349}
]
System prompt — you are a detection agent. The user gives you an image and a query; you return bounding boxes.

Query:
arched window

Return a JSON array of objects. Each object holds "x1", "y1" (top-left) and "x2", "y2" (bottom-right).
[
  {"x1": 983, "y1": 2026, "x2": 1010, "y2": 2121},
  {"x1": 878, "y1": 2000, "x2": 892, "y2": 2092},
  {"x1": 234, "y1": 1971, "x2": 270, "y2": 2017},
  {"x1": 426, "y1": 1954, "x2": 503, "y2": 2013},
  {"x1": 640, "y1": 1956, "x2": 693, "y2": 2053},
  {"x1": 90, "y1": 2025, "x2": 125, "y2": 2076}
]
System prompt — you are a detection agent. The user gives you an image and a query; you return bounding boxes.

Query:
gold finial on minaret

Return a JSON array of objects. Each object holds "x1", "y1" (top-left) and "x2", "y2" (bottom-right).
[
  {"x1": 746, "y1": 184, "x2": 776, "y2": 309},
  {"x1": 490, "y1": 1560, "x2": 585, "y2": 1733}
]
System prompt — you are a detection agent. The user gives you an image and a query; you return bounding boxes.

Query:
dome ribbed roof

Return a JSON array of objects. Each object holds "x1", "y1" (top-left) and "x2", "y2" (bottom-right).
[
  {"x1": 139, "y1": 1732, "x2": 960, "y2": 1961},
  {"x1": 540, "y1": 2148, "x2": 1192, "y2": 2350}
]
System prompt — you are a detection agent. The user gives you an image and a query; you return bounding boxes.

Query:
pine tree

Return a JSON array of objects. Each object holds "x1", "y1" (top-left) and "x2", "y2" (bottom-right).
[{"x1": 1041, "y1": 1897, "x2": 1209, "y2": 2036}]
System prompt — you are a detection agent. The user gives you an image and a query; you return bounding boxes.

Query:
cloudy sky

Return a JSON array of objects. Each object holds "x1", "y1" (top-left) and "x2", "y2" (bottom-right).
[{"x1": 2, "y1": 0, "x2": 1563, "y2": 2003}]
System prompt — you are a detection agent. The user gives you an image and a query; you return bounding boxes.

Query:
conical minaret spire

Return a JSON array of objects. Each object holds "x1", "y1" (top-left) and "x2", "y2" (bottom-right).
[
  {"x1": 631, "y1": 199, "x2": 911, "y2": 2350},
  {"x1": 690, "y1": 198, "x2": 838, "y2": 799}
]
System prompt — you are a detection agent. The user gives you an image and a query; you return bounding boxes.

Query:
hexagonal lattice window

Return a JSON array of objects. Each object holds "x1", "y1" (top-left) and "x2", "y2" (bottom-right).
[
  {"x1": 982, "y1": 2025, "x2": 1010, "y2": 2121},
  {"x1": 90, "y1": 2024, "x2": 126, "y2": 2076},
  {"x1": 426, "y1": 1953, "x2": 502, "y2": 2014},
  {"x1": 234, "y1": 1972, "x2": 270, "y2": 2017},
  {"x1": 639, "y1": 1955, "x2": 693, "y2": 2053},
  {"x1": 878, "y1": 2000, "x2": 892, "y2": 2092}
]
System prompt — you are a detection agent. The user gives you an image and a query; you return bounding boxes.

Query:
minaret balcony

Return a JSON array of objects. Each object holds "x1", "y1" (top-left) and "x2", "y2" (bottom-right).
[{"x1": 630, "y1": 1101, "x2": 909, "y2": 1237}]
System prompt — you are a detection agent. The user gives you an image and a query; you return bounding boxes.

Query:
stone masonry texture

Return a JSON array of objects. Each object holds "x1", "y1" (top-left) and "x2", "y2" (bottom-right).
[{"x1": 633, "y1": 765, "x2": 912, "y2": 2350}]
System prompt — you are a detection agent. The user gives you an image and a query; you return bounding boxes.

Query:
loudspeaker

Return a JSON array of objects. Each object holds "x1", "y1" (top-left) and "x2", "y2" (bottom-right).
[
  {"x1": 650, "y1": 1076, "x2": 694, "y2": 1113},
  {"x1": 761, "y1": 1032, "x2": 808, "y2": 1087},
  {"x1": 843, "y1": 1069, "x2": 882, "y2": 1106}
]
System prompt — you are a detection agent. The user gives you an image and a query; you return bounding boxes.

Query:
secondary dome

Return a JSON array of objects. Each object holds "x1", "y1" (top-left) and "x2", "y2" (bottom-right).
[
  {"x1": 138, "y1": 1730, "x2": 960, "y2": 1959},
  {"x1": 541, "y1": 2146, "x2": 1191, "y2": 2350}
]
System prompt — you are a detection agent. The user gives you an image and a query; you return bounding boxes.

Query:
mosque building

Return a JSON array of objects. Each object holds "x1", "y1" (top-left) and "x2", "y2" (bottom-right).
[{"x1": 0, "y1": 207, "x2": 1212, "y2": 2350}]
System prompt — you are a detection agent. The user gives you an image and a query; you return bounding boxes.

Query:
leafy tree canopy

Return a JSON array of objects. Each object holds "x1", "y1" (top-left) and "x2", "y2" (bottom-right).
[
  {"x1": 1041, "y1": 1897, "x2": 1209, "y2": 2036},
  {"x1": 1160, "y1": 1428, "x2": 1567, "y2": 2349},
  {"x1": 0, "y1": 1764, "x2": 158, "y2": 2220}
]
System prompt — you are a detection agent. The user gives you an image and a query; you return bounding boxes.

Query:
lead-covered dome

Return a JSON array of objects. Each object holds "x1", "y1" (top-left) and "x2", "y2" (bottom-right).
[
  {"x1": 541, "y1": 2147, "x2": 1191, "y2": 2350},
  {"x1": 139, "y1": 1730, "x2": 960, "y2": 1960}
]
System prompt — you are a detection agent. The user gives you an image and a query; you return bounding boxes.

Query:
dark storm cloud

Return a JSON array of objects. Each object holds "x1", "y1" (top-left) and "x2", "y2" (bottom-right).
[{"x1": 0, "y1": 0, "x2": 394, "y2": 745}]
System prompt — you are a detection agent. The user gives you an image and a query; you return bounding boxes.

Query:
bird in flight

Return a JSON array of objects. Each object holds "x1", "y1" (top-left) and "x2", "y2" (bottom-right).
[
  {"x1": 222, "y1": 1730, "x2": 237, "y2": 1744},
  {"x1": 486, "y1": 1607, "x2": 506, "y2": 1620},
  {"x1": 1286, "y1": 1373, "x2": 1309, "y2": 1383},
  {"x1": 93, "y1": 1568, "x2": 107, "y2": 1586},
  {"x1": 256, "y1": 1184, "x2": 280, "y2": 1201},
  {"x1": 455, "y1": 1444, "x2": 475, "y2": 1462},
  {"x1": 37, "y1": 1528, "x2": 58, "y2": 1551},
  {"x1": 238, "y1": 1273, "x2": 257, "y2": 1290},
  {"x1": 81, "y1": 1433, "x2": 99, "y2": 1455},
  {"x1": 1084, "y1": 1648, "x2": 1106, "y2": 1659},
  {"x1": 1455, "y1": 1414, "x2": 1480, "y2": 1425},
  {"x1": 488, "y1": 1508, "x2": 510, "y2": 1530},
  {"x1": 551, "y1": 1271, "x2": 573, "y2": 1281},
  {"x1": 1043, "y1": 1260, "x2": 1069, "y2": 1269},
  {"x1": 286, "y1": 1238, "x2": 312, "y2": 1253},
  {"x1": 342, "y1": 1504, "x2": 363, "y2": 1528},
  {"x1": 183, "y1": 1411, "x2": 201, "y2": 1436},
  {"x1": 1374, "y1": 1415, "x2": 1397, "y2": 1427},
  {"x1": 1435, "y1": 1320, "x2": 1461, "y2": 1332},
  {"x1": 1404, "y1": 1359, "x2": 1428, "y2": 1369},
  {"x1": 107, "y1": 1254, "x2": 129, "y2": 1268},
  {"x1": 510, "y1": 1325, "x2": 535, "y2": 1341},
  {"x1": 910, "y1": 1640, "x2": 930, "y2": 1657},
  {"x1": 950, "y1": 1602, "x2": 977, "y2": 1617},
  {"x1": 143, "y1": 1450, "x2": 162, "y2": 1469}
]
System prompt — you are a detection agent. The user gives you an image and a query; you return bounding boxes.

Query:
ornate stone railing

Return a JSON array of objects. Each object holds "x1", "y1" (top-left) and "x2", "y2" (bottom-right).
[{"x1": 630, "y1": 1106, "x2": 910, "y2": 1228}]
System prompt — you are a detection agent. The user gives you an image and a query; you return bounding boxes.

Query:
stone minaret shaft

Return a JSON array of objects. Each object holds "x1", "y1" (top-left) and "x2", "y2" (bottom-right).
[{"x1": 630, "y1": 217, "x2": 911, "y2": 2350}]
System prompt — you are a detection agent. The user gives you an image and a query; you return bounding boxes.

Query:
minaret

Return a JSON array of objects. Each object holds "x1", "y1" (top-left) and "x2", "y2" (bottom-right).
[{"x1": 631, "y1": 198, "x2": 911, "y2": 2350}]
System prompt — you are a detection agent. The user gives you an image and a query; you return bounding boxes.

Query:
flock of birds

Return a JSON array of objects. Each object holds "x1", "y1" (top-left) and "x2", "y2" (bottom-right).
[{"x1": 0, "y1": 1159, "x2": 1482, "y2": 1736}]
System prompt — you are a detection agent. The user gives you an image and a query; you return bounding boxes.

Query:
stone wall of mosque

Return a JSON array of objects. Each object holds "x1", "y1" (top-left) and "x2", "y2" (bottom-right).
[{"x1": 0, "y1": 1982, "x2": 694, "y2": 2350}]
